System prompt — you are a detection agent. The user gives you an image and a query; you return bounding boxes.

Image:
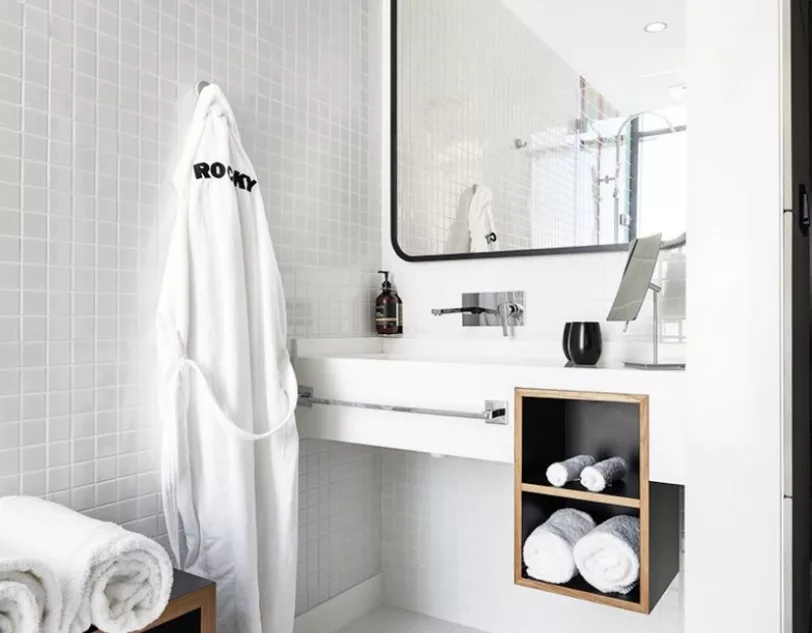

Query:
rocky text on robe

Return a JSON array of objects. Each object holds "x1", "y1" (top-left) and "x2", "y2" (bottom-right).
[{"x1": 194, "y1": 162, "x2": 258, "y2": 192}]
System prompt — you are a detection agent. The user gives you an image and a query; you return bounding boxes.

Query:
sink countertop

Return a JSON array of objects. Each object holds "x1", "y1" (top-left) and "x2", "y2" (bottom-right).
[
  {"x1": 294, "y1": 336, "x2": 686, "y2": 368},
  {"x1": 293, "y1": 336, "x2": 686, "y2": 484}
]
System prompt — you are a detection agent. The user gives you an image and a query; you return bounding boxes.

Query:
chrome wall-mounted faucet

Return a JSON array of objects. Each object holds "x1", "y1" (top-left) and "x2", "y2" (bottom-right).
[{"x1": 432, "y1": 291, "x2": 525, "y2": 337}]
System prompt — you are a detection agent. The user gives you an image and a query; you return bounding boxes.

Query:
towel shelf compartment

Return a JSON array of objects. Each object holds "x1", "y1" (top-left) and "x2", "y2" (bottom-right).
[
  {"x1": 518, "y1": 493, "x2": 642, "y2": 609},
  {"x1": 514, "y1": 388, "x2": 680, "y2": 614}
]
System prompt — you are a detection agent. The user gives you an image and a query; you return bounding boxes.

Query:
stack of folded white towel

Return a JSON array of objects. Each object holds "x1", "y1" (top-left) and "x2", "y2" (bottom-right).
[
  {"x1": 523, "y1": 508, "x2": 641, "y2": 595},
  {"x1": 545, "y1": 455, "x2": 629, "y2": 492},
  {"x1": 0, "y1": 496, "x2": 173, "y2": 633}
]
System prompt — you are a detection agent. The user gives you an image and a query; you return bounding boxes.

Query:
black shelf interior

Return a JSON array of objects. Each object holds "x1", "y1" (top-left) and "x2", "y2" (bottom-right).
[
  {"x1": 521, "y1": 396, "x2": 640, "y2": 494},
  {"x1": 520, "y1": 492, "x2": 641, "y2": 603}
]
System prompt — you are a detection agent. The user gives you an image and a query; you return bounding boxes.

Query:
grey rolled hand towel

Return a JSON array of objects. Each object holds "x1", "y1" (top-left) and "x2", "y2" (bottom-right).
[
  {"x1": 579, "y1": 457, "x2": 628, "y2": 492},
  {"x1": 545, "y1": 455, "x2": 596, "y2": 487},
  {"x1": 574, "y1": 515, "x2": 640, "y2": 594},
  {"x1": 522, "y1": 509, "x2": 596, "y2": 584}
]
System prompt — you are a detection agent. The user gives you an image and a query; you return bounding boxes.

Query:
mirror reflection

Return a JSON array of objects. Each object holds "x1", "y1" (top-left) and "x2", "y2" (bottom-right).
[{"x1": 394, "y1": 0, "x2": 687, "y2": 259}]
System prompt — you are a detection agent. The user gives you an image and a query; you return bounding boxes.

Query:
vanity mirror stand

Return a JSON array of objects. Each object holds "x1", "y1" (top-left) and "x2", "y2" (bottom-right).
[{"x1": 623, "y1": 282, "x2": 685, "y2": 370}]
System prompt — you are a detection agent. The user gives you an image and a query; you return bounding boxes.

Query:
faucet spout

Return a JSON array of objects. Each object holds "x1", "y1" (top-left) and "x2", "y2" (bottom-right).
[
  {"x1": 431, "y1": 306, "x2": 498, "y2": 317},
  {"x1": 430, "y1": 291, "x2": 525, "y2": 336}
]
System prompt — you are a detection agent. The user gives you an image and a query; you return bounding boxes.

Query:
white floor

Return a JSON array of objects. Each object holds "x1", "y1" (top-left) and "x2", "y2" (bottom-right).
[{"x1": 336, "y1": 606, "x2": 487, "y2": 633}]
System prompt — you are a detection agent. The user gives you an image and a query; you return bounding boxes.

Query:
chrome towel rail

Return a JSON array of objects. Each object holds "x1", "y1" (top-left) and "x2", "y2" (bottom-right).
[{"x1": 297, "y1": 386, "x2": 508, "y2": 425}]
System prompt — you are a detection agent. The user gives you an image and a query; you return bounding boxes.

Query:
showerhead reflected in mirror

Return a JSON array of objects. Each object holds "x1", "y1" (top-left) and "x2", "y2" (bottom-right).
[{"x1": 607, "y1": 234, "x2": 663, "y2": 323}]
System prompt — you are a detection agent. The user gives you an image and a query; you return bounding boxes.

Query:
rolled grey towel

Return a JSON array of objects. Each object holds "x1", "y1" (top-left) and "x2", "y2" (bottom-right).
[
  {"x1": 580, "y1": 457, "x2": 628, "y2": 492},
  {"x1": 523, "y1": 509, "x2": 596, "y2": 584},
  {"x1": 545, "y1": 455, "x2": 596, "y2": 487},
  {"x1": 574, "y1": 515, "x2": 640, "y2": 594}
]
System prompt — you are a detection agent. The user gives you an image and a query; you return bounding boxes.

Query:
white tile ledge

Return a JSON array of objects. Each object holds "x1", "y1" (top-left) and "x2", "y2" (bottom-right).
[
  {"x1": 336, "y1": 605, "x2": 488, "y2": 633},
  {"x1": 294, "y1": 573, "x2": 384, "y2": 633}
]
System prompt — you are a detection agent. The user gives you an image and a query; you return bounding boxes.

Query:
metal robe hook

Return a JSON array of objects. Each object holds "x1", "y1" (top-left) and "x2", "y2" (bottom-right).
[{"x1": 197, "y1": 80, "x2": 210, "y2": 95}]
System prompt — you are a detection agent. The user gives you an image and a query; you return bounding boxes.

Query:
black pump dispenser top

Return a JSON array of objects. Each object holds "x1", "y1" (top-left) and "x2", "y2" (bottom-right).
[{"x1": 378, "y1": 270, "x2": 392, "y2": 291}]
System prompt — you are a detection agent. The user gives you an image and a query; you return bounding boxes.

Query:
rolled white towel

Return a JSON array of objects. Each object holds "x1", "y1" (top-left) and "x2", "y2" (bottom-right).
[
  {"x1": 0, "y1": 549, "x2": 61, "y2": 633},
  {"x1": 0, "y1": 583, "x2": 37, "y2": 633},
  {"x1": 574, "y1": 515, "x2": 640, "y2": 594},
  {"x1": 579, "y1": 457, "x2": 628, "y2": 492},
  {"x1": 0, "y1": 496, "x2": 172, "y2": 633},
  {"x1": 545, "y1": 455, "x2": 596, "y2": 488},
  {"x1": 522, "y1": 509, "x2": 596, "y2": 584}
]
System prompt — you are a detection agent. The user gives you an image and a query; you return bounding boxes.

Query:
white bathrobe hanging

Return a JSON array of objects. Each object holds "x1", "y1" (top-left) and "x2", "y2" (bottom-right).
[
  {"x1": 444, "y1": 184, "x2": 498, "y2": 254},
  {"x1": 157, "y1": 84, "x2": 299, "y2": 633}
]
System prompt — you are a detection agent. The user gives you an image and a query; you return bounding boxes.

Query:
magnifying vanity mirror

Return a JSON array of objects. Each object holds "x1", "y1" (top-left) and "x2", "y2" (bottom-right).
[{"x1": 392, "y1": 0, "x2": 687, "y2": 261}]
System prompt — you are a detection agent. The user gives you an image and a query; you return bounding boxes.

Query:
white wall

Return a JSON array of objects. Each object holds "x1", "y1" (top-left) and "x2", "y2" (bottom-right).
[
  {"x1": 297, "y1": 440, "x2": 381, "y2": 615},
  {"x1": 0, "y1": 0, "x2": 382, "y2": 617},
  {"x1": 381, "y1": 450, "x2": 683, "y2": 633},
  {"x1": 685, "y1": 0, "x2": 786, "y2": 631},
  {"x1": 383, "y1": 207, "x2": 688, "y2": 364}
]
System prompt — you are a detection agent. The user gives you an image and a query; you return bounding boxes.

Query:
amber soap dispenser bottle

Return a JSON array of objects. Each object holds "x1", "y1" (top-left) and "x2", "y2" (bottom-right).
[{"x1": 375, "y1": 270, "x2": 398, "y2": 335}]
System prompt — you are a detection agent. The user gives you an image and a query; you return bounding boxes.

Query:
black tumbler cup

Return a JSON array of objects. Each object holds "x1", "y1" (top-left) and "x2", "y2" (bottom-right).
[
  {"x1": 562, "y1": 322, "x2": 574, "y2": 361},
  {"x1": 563, "y1": 322, "x2": 602, "y2": 366}
]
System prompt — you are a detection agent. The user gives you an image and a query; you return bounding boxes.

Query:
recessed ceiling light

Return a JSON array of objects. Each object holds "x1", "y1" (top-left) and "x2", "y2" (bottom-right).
[{"x1": 644, "y1": 21, "x2": 668, "y2": 33}]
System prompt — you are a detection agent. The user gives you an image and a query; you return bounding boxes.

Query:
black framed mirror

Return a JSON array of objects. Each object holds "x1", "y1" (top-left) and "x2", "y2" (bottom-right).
[{"x1": 391, "y1": 0, "x2": 687, "y2": 262}]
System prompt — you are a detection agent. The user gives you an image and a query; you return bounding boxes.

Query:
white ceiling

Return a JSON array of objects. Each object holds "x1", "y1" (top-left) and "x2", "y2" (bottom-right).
[{"x1": 499, "y1": 0, "x2": 687, "y2": 114}]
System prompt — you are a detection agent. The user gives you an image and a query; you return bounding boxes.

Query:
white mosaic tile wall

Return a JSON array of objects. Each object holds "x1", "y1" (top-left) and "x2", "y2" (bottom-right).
[
  {"x1": 297, "y1": 440, "x2": 382, "y2": 615},
  {"x1": 0, "y1": 0, "x2": 382, "y2": 616},
  {"x1": 395, "y1": 0, "x2": 621, "y2": 257},
  {"x1": 380, "y1": 450, "x2": 684, "y2": 633}
]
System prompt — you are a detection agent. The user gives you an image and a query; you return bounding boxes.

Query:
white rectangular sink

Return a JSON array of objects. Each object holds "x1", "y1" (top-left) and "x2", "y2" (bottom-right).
[{"x1": 293, "y1": 337, "x2": 685, "y2": 484}]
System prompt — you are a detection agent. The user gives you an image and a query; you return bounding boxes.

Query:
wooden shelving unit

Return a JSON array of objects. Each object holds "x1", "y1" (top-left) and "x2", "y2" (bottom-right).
[
  {"x1": 520, "y1": 481, "x2": 641, "y2": 509},
  {"x1": 513, "y1": 388, "x2": 680, "y2": 614}
]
